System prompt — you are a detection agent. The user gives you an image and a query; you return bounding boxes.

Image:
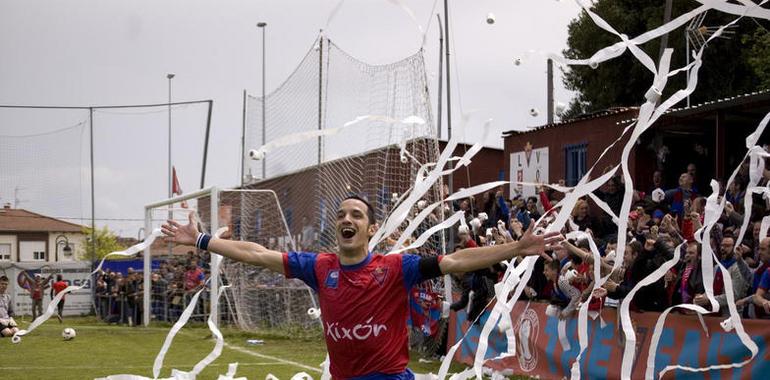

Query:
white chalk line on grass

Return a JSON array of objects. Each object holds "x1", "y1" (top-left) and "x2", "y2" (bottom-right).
[
  {"x1": 223, "y1": 342, "x2": 323, "y2": 374},
  {"x1": 0, "y1": 363, "x2": 283, "y2": 371},
  {"x1": 44, "y1": 325, "x2": 178, "y2": 332},
  {"x1": 173, "y1": 328, "x2": 323, "y2": 374},
  {"x1": 18, "y1": 322, "x2": 322, "y2": 374}
]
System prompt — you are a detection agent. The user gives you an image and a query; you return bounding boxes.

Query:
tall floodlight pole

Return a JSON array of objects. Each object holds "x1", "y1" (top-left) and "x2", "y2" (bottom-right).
[
  {"x1": 443, "y1": 1, "x2": 453, "y2": 213},
  {"x1": 547, "y1": 59, "x2": 554, "y2": 124},
  {"x1": 442, "y1": 0, "x2": 458, "y2": 305},
  {"x1": 167, "y1": 73, "x2": 175, "y2": 198},
  {"x1": 167, "y1": 73, "x2": 175, "y2": 257},
  {"x1": 436, "y1": 15, "x2": 444, "y2": 140},
  {"x1": 258, "y1": 22, "x2": 267, "y2": 179}
]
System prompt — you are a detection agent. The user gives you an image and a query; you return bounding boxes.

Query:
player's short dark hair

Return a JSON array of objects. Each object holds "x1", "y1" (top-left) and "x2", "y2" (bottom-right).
[{"x1": 342, "y1": 194, "x2": 376, "y2": 226}]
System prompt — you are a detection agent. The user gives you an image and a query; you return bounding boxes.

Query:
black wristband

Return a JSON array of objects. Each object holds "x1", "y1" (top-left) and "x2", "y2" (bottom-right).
[
  {"x1": 195, "y1": 233, "x2": 212, "y2": 251},
  {"x1": 418, "y1": 256, "x2": 443, "y2": 280}
]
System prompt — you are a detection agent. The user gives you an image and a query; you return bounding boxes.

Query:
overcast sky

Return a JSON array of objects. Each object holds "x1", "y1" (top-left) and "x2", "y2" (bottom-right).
[{"x1": 0, "y1": 0, "x2": 581, "y2": 236}]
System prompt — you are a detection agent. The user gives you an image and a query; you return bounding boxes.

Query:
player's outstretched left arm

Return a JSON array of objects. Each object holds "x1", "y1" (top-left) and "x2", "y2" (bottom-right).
[
  {"x1": 439, "y1": 224, "x2": 561, "y2": 274},
  {"x1": 161, "y1": 212, "x2": 285, "y2": 274}
]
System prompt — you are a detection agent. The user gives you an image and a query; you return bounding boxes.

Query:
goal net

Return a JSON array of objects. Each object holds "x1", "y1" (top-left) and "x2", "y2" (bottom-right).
[
  {"x1": 143, "y1": 188, "x2": 319, "y2": 335},
  {"x1": 242, "y1": 36, "x2": 448, "y2": 350},
  {"x1": 0, "y1": 102, "x2": 211, "y2": 239}
]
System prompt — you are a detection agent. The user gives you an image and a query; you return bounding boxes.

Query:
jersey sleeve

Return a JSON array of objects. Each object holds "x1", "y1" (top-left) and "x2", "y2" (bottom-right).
[
  {"x1": 283, "y1": 252, "x2": 319, "y2": 291},
  {"x1": 759, "y1": 269, "x2": 770, "y2": 291},
  {"x1": 402, "y1": 254, "x2": 444, "y2": 289}
]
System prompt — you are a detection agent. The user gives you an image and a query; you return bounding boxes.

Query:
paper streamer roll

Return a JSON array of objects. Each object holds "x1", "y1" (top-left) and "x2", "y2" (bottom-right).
[
  {"x1": 307, "y1": 307, "x2": 322, "y2": 320},
  {"x1": 290, "y1": 373, "x2": 314, "y2": 380}
]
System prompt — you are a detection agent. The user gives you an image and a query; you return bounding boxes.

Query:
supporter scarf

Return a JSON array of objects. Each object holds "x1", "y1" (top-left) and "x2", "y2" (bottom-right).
[
  {"x1": 680, "y1": 264, "x2": 694, "y2": 304},
  {"x1": 713, "y1": 258, "x2": 736, "y2": 295}
]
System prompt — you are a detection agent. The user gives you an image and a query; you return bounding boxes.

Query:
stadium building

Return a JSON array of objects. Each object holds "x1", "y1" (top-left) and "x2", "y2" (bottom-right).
[{"x1": 504, "y1": 90, "x2": 770, "y2": 194}]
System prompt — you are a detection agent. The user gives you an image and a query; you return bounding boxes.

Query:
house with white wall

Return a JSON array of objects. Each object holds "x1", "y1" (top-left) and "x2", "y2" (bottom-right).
[{"x1": 0, "y1": 204, "x2": 86, "y2": 263}]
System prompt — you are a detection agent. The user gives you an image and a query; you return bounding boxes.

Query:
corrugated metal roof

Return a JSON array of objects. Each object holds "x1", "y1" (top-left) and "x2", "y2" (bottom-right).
[
  {"x1": 0, "y1": 207, "x2": 84, "y2": 233},
  {"x1": 503, "y1": 89, "x2": 770, "y2": 136},
  {"x1": 665, "y1": 89, "x2": 770, "y2": 117},
  {"x1": 503, "y1": 107, "x2": 638, "y2": 137}
]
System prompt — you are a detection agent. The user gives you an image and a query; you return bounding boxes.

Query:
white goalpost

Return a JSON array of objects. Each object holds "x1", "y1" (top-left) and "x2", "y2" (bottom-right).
[{"x1": 142, "y1": 187, "x2": 313, "y2": 329}]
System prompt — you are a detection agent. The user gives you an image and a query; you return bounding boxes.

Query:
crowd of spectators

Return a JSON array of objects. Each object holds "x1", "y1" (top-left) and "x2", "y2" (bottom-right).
[
  {"x1": 94, "y1": 250, "x2": 211, "y2": 325},
  {"x1": 449, "y1": 161, "x2": 770, "y2": 321}
]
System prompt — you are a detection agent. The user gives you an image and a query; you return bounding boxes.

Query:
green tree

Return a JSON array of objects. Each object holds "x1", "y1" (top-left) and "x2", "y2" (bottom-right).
[
  {"x1": 746, "y1": 27, "x2": 770, "y2": 89},
  {"x1": 562, "y1": 0, "x2": 770, "y2": 119},
  {"x1": 80, "y1": 226, "x2": 127, "y2": 261}
]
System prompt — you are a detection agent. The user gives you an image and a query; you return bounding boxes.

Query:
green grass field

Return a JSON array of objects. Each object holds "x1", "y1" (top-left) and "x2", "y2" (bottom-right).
[{"x1": 0, "y1": 317, "x2": 468, "y2": 380}]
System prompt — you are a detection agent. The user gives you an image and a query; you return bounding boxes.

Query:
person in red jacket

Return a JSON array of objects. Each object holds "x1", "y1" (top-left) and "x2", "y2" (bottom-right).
[{"x1": 51, "y1": 275, "x2": 68, "y2": 323}]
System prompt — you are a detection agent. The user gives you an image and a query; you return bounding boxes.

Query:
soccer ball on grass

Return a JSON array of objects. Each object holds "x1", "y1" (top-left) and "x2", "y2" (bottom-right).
[{"x1": 62, "y1": 327, "x2": 76, "y2": 341}]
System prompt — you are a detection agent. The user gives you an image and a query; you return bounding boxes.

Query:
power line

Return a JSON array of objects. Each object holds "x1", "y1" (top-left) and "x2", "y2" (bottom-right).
[
  {"x1": 0, "y1": 99, "x2": 211, "y2": 110},
  {"x1": 0, "y1": 213, "x2": 168, "y2": 222},
  {"x1": 0, "y1": 120, "x2": 86, "y2": 138}
]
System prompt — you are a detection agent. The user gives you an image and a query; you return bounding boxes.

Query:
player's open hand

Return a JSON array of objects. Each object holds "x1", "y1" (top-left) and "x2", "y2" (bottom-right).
[
  {"x1": 161, "y1": 212, "x2": 199, "y2": 246},
  {"x1": 516, "y1": 224, "x2": 562, "y2": 261}
]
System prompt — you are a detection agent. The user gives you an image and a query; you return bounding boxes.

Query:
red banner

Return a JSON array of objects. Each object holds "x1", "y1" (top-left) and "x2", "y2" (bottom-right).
[{"x1": 448, "y1": 301, "x2": 770, "y2": 379}]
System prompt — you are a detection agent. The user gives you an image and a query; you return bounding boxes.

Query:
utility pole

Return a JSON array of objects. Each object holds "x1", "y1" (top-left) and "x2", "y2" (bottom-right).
[
  {"x1": 317, "y1": 34, "x2": 324, "y2": 166},
  {"x1": 443, "y1": 0, "x2": 452, "y2": 142},
  {"x1": 436, "y1": 15, "x2": 444, "y2": 141},
  {"x1": 166, "y1": 73, "x2": 175, "y2": 257},
  {"x1": 547, "y1": 59, "x2": 554, "y2": 124},
  {"x1": 167, "y1": 74, "x2": 175, "y2": 199},
  {"x1": 258, "y1": 22, "x2": 268, "y2": 179}
]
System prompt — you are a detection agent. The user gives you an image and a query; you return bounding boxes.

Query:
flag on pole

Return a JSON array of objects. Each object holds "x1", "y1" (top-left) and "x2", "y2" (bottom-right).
[{"x1": 172, "y1": 166, "x2": 188, "y2": 208}]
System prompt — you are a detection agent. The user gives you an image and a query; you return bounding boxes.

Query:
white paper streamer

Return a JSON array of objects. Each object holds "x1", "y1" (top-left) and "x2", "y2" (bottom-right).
[
  {"x1": 188, "y1": 285, "x2": 232, "y2": 378},
  {"x1": 13, "y1": 229, "x2": 163, "y2": 342},
  {"x1": 152, "y1": 281, "x2": 210, "y2": 379},
  {"x1": 248, "y1": 115, "x2": 425, "y2": 160},
  {"x1": 432, "y1": 1, "x2": 770, "y2": 379},
  {"x1": 100, "y1": 1, "x2": 770, "y2": 379}
]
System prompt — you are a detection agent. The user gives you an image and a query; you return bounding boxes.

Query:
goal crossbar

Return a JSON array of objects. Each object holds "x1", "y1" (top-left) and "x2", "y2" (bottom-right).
[{"x1": 142, "y1": 187, "x2": 296, "y2": 327}]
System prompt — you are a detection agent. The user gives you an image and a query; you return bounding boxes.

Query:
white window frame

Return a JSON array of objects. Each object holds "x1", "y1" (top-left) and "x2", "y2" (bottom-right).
[
  {"x1": 0, "y1": 243, "x2": 11, "y2": 261},
  {"x1": 33, "y1": 250, "x2": 46, "y2": 261}
]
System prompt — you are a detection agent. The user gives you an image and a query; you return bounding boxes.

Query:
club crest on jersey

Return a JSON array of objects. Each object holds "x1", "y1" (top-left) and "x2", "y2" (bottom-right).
[
  {"x1": 325, "y1": 270, "x2": 339, "y2": 289},
  {"x1": 371, "y1": 267, "x2": 388, "y2": 286}
]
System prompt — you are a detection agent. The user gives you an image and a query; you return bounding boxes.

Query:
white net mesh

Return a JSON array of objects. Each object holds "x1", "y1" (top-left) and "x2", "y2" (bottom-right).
[
  {"x1": 240, "y1": 37, "x2": 447, "y2": 347},
  {"x1": 92, "y1": 103, "x2": 211, "y2": 235},
  {"x1": 0, "y1": 121, "x2": 88, "y2": 220},
  {"x1": 219, "y1": 190, "x2": 319, "y2": 332},
  {"x1": 144, "y1": 189, "x2": 320, "y2": 334},
  {"x1": 244, "y1": 37, "x2": 442, "y2": 249},
  {"x1": 0, "y1": 102, "x2": 210, "y2": 236}
]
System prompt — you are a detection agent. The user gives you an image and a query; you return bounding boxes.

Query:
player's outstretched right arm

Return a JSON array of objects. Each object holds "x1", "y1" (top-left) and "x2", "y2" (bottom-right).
[{"x1": 161, "y1": 212, "x2": 285, "y2": 274}]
